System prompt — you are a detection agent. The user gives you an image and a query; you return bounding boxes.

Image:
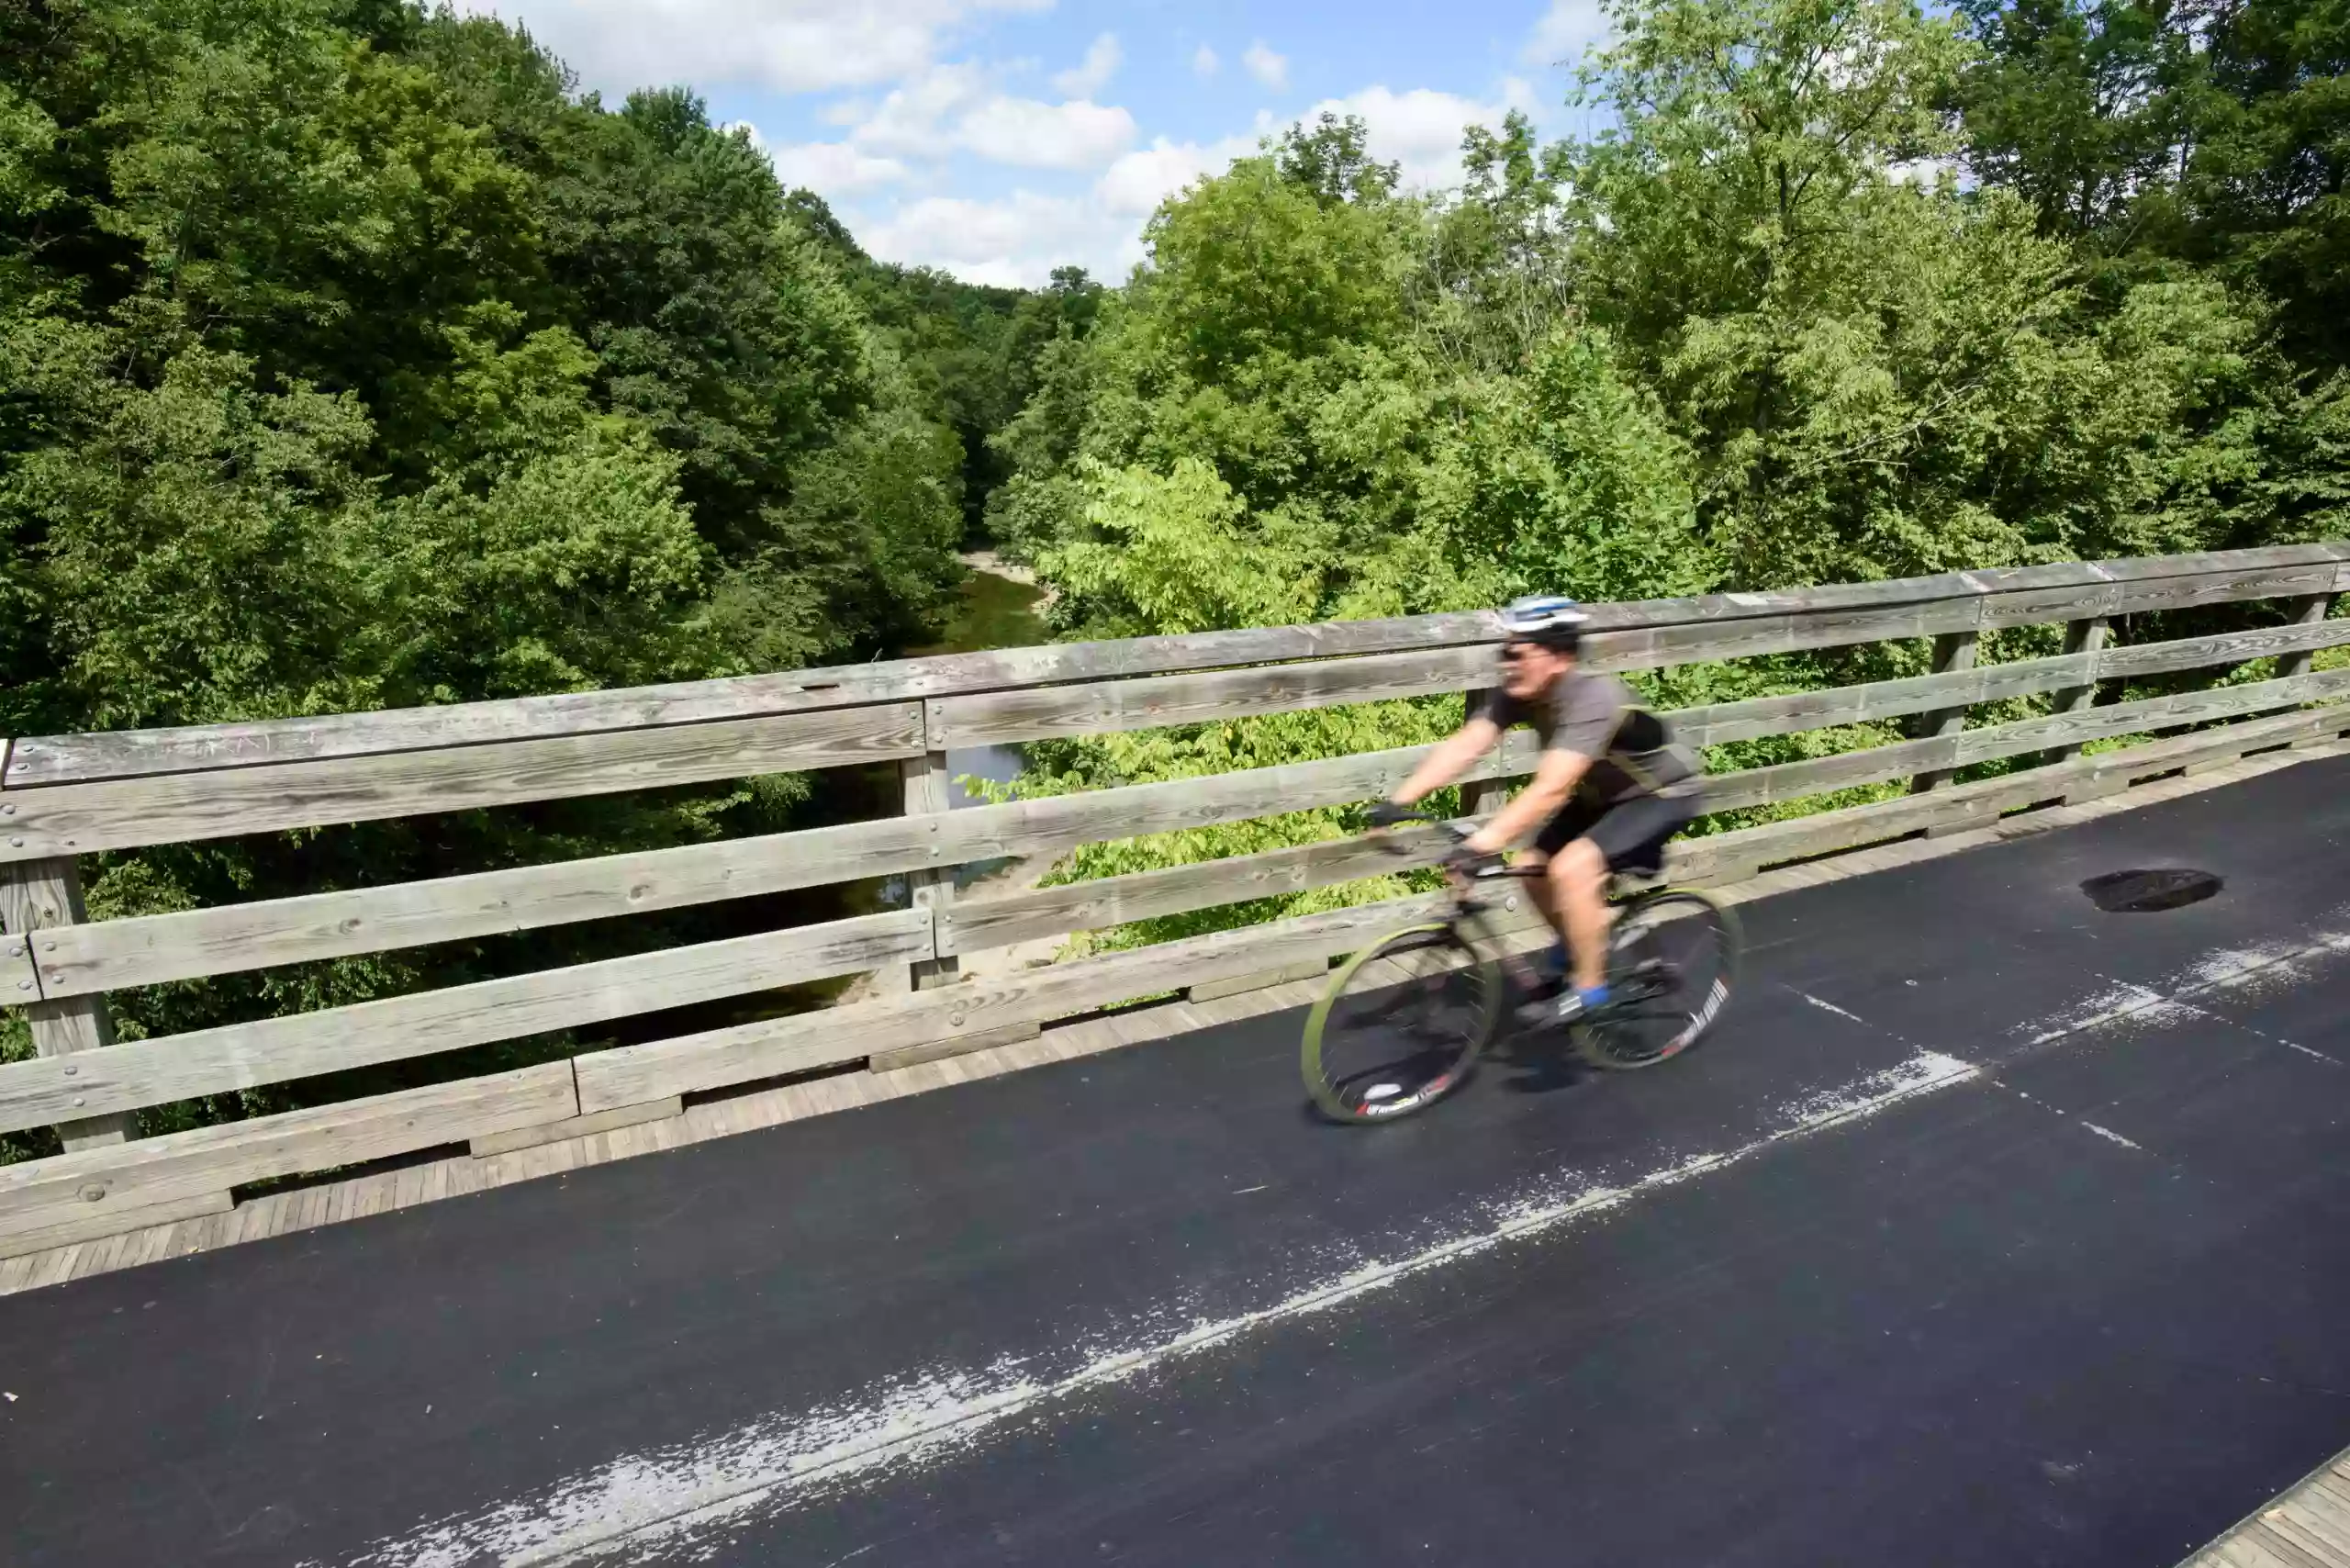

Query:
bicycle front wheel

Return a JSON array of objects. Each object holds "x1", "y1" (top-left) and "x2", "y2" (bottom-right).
[
  {"x1": 1301, "y1": 923, "x2": 1503, "y2": 1124},
  {"x1": 1572, "y1": 888, "x2": 1741, "y2": 1071}
]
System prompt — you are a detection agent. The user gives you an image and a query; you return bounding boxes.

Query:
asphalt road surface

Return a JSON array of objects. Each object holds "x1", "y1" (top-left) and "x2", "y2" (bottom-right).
[{"x1": 5, "y1": 756, "x2": 2349, "y2": 1568}]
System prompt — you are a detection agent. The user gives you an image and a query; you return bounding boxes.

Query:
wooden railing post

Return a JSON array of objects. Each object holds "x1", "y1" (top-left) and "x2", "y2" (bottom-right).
[
  {"x1": 2277, "y1": 592, "x2": 2344, "y2": 749},
  {"x1": 0, "y1": 857, "x2": 134, "y2": 1149},
  {"x1": 2047, "y1": 614, "x2": 2111, "y2": 770},
  {"x1": 2276, "y1": 592, "x2": 2336, "y2": 680},
  {"x1": 900, "y1": 748, "x2": 959, "y2": 992},
  {"x1": 1907, "y1": 629, "x2": 1980, "y2": 798}
]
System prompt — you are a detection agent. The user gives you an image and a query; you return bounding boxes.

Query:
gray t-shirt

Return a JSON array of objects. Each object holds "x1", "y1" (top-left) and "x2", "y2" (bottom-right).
[{"x1": 1482, "y1": 670, "x2": 1700, "y2": 804}]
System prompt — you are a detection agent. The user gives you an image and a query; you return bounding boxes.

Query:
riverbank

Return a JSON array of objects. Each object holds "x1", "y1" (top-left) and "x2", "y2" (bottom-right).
[{"x1": 835, "y1": 554, "x2": 1069, "y2": 1001}]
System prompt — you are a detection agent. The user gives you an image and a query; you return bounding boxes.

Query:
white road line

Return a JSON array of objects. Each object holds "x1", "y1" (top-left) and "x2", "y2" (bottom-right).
[
  {"x1": 323, "y1": 1052, "x2": 1980, "y2": 1568},
  {"x1": 1798, "y1": 992, "x2": 1867, "y2": 1025}
]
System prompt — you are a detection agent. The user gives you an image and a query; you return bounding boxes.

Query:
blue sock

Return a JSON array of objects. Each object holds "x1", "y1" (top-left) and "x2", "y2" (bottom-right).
[{"x1": 1575, "y1": 982, "x2": 1612, "y2": 1009}]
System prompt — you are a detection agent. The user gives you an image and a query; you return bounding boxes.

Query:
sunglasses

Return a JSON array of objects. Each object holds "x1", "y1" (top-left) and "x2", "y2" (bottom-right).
[{"x1": 1500, "y1": 643, "x2": 1549, "y2": 663}]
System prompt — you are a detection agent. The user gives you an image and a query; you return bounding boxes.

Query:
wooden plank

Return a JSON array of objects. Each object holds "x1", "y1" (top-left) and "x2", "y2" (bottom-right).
[
  {"x1": 0, "y1": 859, "x2": 133, "y2": 1150},
  {"x1": 2109, "y1": 563, "x2": 2339, "y2": 617},
  {"x1": 1671, "y1": 651, "x2": 2095, "y2": 747},
  {"x1": 469, "y1": 1097, "x2": 683, "y2": 1158},
  {"x1": 2097, "y1": 615, "x2": 2350, "y2": 681},
  {"x1": 1582, "y1": 599, "x2": 1980, "y2": 671},
  {"x1": 930, "y1": 645, "x2": 1495, "y2": 748},
  {"x1": 869, "y1": 1021, "x2": 1041, "y2": 1072},
  {"x1": 1970, "y1": 577, "x2": 2122, "y2": 629},
  {"x1": 36, "y1": 731, "x2": 1543, "y2": 1000},
  {"x1": 1704, "y1": 667, "x2": 2350, "y2": 813},
  {"x1": 0, "y1": 705, "x2": 927, "y2": 863},
  {"x1": 0, "y1": 909, "x2": 929, "y2": 1136},
  {"x1": 0, "y1": 1189, "x2": 232, "y2": 1260},
  {"x1": 0, "y1": 1061, "x2": 575, "y2": 1227},
  {"x1": 3, "y1": 622, "x2": 1503, "y2": 789},
  {"x1": 15, "y1": 545, "x2": 2337, "y2": 790},
  {"x1": 941, "y1": 822, "x2": 1459, "y2": 956},
  {"x1": 1190, "y1": 959, "x2": 1328, "y2": 1002},
  {"x1": 1671, "y1": 702, "x2": 2344, "y2": 878},
  {"x1": 574, "y1": 893, "x2": 1456, "y2": 1114}
]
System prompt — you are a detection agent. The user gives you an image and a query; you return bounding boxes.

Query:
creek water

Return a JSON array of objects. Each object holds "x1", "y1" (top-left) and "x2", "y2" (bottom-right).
[{"x1": 903, "y1": 566, "x2": 1050, "y2": 812}]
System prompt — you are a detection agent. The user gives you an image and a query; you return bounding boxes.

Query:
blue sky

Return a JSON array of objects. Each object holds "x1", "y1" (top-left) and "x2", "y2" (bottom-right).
[{"x1": 451, "y1": 0, "x2": 1613, "y2": 286}]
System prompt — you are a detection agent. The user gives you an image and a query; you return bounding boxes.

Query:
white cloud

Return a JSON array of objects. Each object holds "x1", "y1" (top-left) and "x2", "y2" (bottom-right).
[
  {"x1": 1192, "y1": 44, "x2": 1220, "y2": 77},
  {"x1": 1242, "y1": 40, "x2": 1288, "y2": 90},
  {"x1": 1096, "y1": 133, "x2": 1259, "y2": 217},
  {"x1": 957, "y1": 96, "x2": 1138, "y2": 169},
  {"x1": 766, "y1": 140, "x2": 911, "y2": 196},
  {"x1": 861, "y1": 190, "x2": 1141, "y2": 287},
  {"x1": 446, "y1": 0, "x2": 1051, "y2": 96},
  {"x1": 847, "y1": 62, "x2": 1137, "y2": 170},
  {"x1": 852, "y1": 129, "x2": 1270, "y2": 286},
  {"x1": 1052, "y1": 33, "x2": 1121, "y2": 98},
  {"x1": 1304, "y1": 84, "x2": 1534, "y2": 191},
  {"x1": 1523, "y1": 0, "x2": 1613, "y2": 69}
]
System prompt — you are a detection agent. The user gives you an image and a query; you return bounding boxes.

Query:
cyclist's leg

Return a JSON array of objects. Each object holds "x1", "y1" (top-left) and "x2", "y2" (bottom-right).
[
  {"x1": 1550, "y1": 792, "x2": 1703, "y2": 990},
  {"x1": 1544, "y1": 837, "x2": 1612, "y2": 991},
  {"x1": 1532, "y1": 802, "x2": 1608, "y2": 991}
]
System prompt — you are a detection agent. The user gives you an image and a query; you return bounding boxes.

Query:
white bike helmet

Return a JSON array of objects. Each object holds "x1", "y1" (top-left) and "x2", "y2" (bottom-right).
[{"x1": 1499, "y1": 595, "x2": 1590, "y2": 647}]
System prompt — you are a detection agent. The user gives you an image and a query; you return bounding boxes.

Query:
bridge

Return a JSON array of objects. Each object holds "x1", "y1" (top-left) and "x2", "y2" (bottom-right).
[{"x1": 4, "y1": 545, "x2": 2350, "y2": 1566}]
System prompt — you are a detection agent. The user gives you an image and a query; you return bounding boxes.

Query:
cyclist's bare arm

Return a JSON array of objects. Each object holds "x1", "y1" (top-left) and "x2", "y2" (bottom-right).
[
  {"x1": 1389, "y1": 715, "x2": 1504, "y2": 806},
  {"x1": 1466, "y1": 747, "x2": 1590, "y2": 856}
]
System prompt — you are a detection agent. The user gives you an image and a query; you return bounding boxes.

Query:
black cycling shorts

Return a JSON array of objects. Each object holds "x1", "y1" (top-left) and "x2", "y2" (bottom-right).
[{"x1": 1533, "y1": 790, "x2": 1702, "y2": 876}]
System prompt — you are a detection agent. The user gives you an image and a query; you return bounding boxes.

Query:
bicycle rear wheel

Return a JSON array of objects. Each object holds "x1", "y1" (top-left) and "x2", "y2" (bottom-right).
[
  {"x1": 1572, "y1": 888, "x2": 1741, "y2": 1070},
  {"x1": 1301, "y1": 923, "x2": 1502, "y2": 1124}
]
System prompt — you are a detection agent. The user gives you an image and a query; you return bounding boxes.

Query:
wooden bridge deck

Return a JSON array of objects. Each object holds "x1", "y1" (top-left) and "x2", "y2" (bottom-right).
[{"x1": 2185, "y1": 1447, "x2": 2350, "y2": 1567}]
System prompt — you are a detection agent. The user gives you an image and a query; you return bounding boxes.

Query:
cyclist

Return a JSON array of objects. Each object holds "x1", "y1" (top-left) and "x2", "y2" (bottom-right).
[{"x1": 1372, "y1": 596, "x2": 1706, "y2": 1025}]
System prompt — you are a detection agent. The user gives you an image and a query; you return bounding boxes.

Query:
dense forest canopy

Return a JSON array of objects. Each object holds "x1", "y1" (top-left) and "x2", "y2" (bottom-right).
[{"x1": 2, "y1": 0, "x2": 2345, "y2": 1148}]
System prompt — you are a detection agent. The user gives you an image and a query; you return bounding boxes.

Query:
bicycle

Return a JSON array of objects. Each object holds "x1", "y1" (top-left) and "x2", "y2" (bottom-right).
[{"x1": 1298, "y1": 812, "x2": 1742, "y2": 1124}]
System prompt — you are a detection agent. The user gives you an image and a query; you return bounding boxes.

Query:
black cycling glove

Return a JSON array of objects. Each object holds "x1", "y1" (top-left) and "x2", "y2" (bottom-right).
[
  {"x1": 1366, "y1": 801, "x2": 1414, "y2": 827},
  {"x1": 1441, "y1": 843, "x2": 1500, "y2": 877}
]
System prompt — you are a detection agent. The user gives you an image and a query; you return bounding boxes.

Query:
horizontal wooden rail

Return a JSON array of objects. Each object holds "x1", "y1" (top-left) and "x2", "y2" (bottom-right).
[
  {"x1": 0, "y1": 910, "x2": 927, "y2": 1137},
  {"x1": 1674, "y1": 700, "x2": 2350, "y2": 877},
  {"x1": 0, "y1": 1062, "x2": 576, "y2": 1231},
  {"x1": 0, "y1": 555, "x2": 2329, "y2": 873},
  {"x1": 0, "y1": 706, "x2": 925, "y2": 864},
  {"x1": 7, "y1": 544, "x2": 2342, "y2": 791},
  {"x1": 920, "y1": 564, "x2": 2339, "y2": 751},
  {"x1": 25, "y1": 734, "x2": 1545, "y2": 998},
  {"x1": 937, "y1": 691, "x2": 2350, "y2": 962},
  {"x1": 1705, "y1": 666, "x2": 2350, "y2": 812},
  {"x1": 928, "y1": 644, "x2": 1496, "y2": 748},
  {"x1": 570, "y1": 891, "x2": 1549, "y2": 1114},
  {"x1": 939, "y1": 823, "x2": 1468, "y2": 956}
]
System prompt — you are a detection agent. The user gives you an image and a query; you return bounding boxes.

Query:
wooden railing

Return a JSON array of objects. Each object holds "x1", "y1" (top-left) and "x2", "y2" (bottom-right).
[{"x1": 3, "y1": 543, "x2": 2345, "y2": 1256}]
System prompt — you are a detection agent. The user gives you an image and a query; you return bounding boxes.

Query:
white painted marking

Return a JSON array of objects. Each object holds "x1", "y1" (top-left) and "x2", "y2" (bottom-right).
[
  {"x1": 2021, "y1": 981, "x2": 2173, "y2": 1045},
  {"x1": 323, "y1": 1052, "x2": 1980, "y2": 1568},
  {"x1": 1231, "y1": 1184, "x2": 1269, "y2": 1196},
  {"x1": 2078, "y1": 1122, "x2": 2142, "y2": 1151},
  {"x1": 1799, "y1": 992, "x2": 1866, "y2": 1025}
]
